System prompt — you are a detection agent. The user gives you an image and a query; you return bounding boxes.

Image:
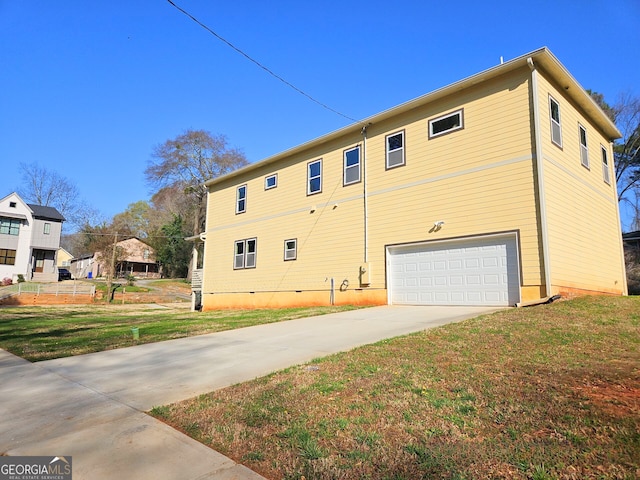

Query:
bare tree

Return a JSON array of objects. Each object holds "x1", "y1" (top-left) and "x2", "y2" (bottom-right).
[
  {"x1": 19, "y1": 162, "x2": 99, "y2": 230},
  {"x1": 589, "y1": 91, "x2": 640, "y2": 230},
  {"x1": 145, "y1": 130, "x2": 248, "y2": 236},
  {"x1": 612, "y1": 93, "x2": 640, "y2": 203}
]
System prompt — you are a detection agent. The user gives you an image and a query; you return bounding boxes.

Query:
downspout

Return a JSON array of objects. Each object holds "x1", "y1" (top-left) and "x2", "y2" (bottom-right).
[
  {"x1": 528, "y1": 57, "x2": 552, "y2": 298},
  {"x1": 361, "y1": 125, "x2": 369, "y2": 263}
]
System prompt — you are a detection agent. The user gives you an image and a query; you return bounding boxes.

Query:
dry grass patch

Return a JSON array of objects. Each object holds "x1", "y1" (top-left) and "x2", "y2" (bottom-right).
[{"x1": 153, "y1": 296, "x2": 640, "y2": 479}]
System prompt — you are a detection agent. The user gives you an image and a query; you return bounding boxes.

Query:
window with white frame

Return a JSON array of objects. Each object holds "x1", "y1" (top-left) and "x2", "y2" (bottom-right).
[
  {"x1": 601, "y1": 145, "x2": 611, "y2": 184},
  {"x1": 308, "y1": 159, "x2": 322, "y2": 195},
  {"x1": 44, "y1": 222, "x2": 51, "y2": 235},
  {"x1": 234, "y1": 238, "x2": 257, "y2": 269},
  {"x1": 386, "y1": 130, "x2": 405, "y2": 169},
  {"x1": 549, "y1": 96, "x2": 562, "y2": 147},
  {"x1": 343, "y1": 146, "x2": 361, "y2": 185},
  {"x1": 265, "y1": 174, "x2": 277, "y2": 190},
  {"x1": 0, "y1": 218, "x2": 20, "y2": 236},
  {"x1": 236, "y1": 185, "x2": 247, "y2": 214},
  {"x1": 284, "y1": 238, "x2": 297, "y2": 261},
  {"x1": 579, "y1": 124, "x2": 589, "y2": 168},
  {"x1": 428, "y1": 109, "x2": 464, "y2": 138}
]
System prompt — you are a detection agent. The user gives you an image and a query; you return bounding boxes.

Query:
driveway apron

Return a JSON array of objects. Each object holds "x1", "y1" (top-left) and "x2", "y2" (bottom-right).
[{"x1": 1, "y1": 305, "x2": 498, "y2": 479}]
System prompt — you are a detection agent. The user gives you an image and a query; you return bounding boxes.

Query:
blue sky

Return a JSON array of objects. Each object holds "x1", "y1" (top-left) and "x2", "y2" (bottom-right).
[{"x1": 1, "y1": 1, "x2": 639, "y2": 229}]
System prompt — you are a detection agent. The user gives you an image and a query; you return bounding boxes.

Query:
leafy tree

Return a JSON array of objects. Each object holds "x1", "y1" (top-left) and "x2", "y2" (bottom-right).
[
  {"x1": 19, "y1": 162, "x2": 99, "y2": 230},
  {"x1": 145, "y1": 130, "x2": 248, "y2": 237},
  {"x1": 112, "y1": 201, "x2": 155, "y2": 239},
  {"x1": 155, "y1": 215, "x2": 192, "y2": 278}
]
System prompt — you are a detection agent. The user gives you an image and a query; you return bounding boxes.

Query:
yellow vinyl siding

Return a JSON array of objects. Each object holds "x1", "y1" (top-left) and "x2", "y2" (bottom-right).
[
  {"x1": 367, "y1": 160, "x2": 541, "y2": 289},
  {"x1": 536, "y1": 74, "x2": 625, "y2": 294},
  {"x1": 204, "y1": 174, "x2": 366, "y2": 295}
]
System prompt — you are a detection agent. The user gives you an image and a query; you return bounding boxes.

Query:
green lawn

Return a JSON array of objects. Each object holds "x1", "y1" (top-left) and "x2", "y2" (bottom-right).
[
  {"x1": 0, "y1": 304, "x2": 361, "y2": 362},
  {"x1": 152, "y1": 296, "x2": 640, "y2": 480}
]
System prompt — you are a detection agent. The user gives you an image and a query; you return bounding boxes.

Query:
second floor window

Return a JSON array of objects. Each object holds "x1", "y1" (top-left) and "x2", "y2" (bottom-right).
[
  {"x1": 386, "y1": 131, "x2": 405, "y2": 169},
  {"x1": 344, "y1": 146, "x2": 361, "y2": 185},
  {"x1": 308, "y1": 159, "x2": 322, "y2": 195},
  {"x1": 0, "y1": 218, "x2": 20, "y2": 236},
  {"x1": 602, "y1": 146, "x2": 611, "y2": 184},
  {"x1": 579, "y1": 124, "x2": 589, "y2": 168},
  {"x1": 236, "y1": 185, "x2": 247, "y2": 214},
  {"x1": 550, "y1": 96, "x2": 562, "y2": 147}
]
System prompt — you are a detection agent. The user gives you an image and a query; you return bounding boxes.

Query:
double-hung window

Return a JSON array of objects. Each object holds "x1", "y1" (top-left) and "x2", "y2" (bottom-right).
[
  {"x1": 234, "y1": 238, "x2": 257, "y2": 269},
  {"x1": 236, "y1": 185, "x2": 247, "y2": 214},
  {"x1": 308, "y1": 159, "x2": 322, "y2": 195},
  {"x1": 44, "y1": 222, "x2": 51, "y2": 235},
  {"x1": 602, "y1": 146, "x2": 611, "y2": 184},
  {"x1": 429, "y1": 109, "x2": 464, "y2": 138},
  {"x1": 386, "y1": 131, "x2": 405, "y2": 169},
  {"x1": 549, "y1": 96, "x2": 562, "y2": 147},
  {"x1": 284, "y1": 239, "x2": 297, "y2": 261},
  {"x1": 0, "y1": 218, "x2": 20, "y2": 235},
  {"x1": 343, "y1": 146, "x2": 361, "y2": 185},
  {"x1": 579, "y1": 124, "x2": 589, "y2": 168}
]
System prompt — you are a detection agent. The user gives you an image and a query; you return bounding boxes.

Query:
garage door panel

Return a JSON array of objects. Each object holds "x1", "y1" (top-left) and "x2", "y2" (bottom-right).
[{"x1": 389, "y1": 235, "x2": 520, "y2": 306}]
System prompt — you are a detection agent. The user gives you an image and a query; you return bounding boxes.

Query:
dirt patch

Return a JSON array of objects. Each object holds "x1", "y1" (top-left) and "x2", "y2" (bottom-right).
[{"x1": 575, "y1": 381, "x2": 640, "y2": 418}]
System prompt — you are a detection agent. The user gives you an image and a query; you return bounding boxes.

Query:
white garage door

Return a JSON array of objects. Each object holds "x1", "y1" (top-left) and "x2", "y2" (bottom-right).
[{"x1": 388, "y1": 234, "x2": 520, "y2": 306}]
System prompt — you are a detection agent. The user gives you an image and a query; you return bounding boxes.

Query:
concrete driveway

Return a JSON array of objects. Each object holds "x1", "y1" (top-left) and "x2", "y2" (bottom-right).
[{"x1": 0, "y1": 304, "x2": 498, "y2": 479}]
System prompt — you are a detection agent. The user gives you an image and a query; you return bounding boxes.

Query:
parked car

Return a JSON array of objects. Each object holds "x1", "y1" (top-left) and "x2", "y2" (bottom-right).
[{"x1": 58, "y1": 268, "x2": 73, "y2": 281}]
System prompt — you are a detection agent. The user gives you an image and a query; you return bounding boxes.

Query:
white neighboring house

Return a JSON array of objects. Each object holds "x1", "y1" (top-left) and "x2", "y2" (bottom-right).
[{"x1": 0, "y1": 192, "x2": 65, "y2": 283}]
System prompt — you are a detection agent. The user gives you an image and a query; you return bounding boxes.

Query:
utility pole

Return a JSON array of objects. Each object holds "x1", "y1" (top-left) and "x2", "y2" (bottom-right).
[{"x1": 106, "y1": 232, "x2": 118, "y2": 302}]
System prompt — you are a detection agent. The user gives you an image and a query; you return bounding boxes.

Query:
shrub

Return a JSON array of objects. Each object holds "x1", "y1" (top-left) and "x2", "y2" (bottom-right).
[
  {"x1": 1, "y1": 277, "x2": 12, "y2": 286},
  {"x1": 126, "y1": 274, "x2": 136, "y2": 287},
  {"x1": 16, "y1": 274, "x2": 25, "y2": 283}
]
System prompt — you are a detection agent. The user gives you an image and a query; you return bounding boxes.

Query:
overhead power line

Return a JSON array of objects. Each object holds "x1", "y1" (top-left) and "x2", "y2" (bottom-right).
[{"x1": 166, "y1": 0, "x2": 361, "y2": 124}]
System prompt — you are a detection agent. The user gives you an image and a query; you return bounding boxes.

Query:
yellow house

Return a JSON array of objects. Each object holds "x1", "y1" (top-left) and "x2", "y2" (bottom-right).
[
  {"x1": 197, "y1": 47, "x2": 626, "y2": 310},
  {"x1": 56, "y1": 247, "x2": 73, "y2": 268}
]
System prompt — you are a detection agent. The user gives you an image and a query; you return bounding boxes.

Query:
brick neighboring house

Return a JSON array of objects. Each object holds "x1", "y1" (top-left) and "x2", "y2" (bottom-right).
[
  {"x1": 70, "y1": 237, "x2": 160, "y2": 279},
  {"x1": 0, "y1": 192, "x2": 65, "y2": 283}
]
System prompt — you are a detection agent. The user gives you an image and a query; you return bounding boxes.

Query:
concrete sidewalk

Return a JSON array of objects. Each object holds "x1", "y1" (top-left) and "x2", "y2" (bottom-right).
[{"x1": 0, "y1": 305, "x2": 498, "y2": 479}]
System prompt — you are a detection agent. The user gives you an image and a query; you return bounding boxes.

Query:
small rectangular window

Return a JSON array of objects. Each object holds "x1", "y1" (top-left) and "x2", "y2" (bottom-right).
[
  {"x1": 234, "y1": 238, "x2": 257, "y2": 269},
  {"x1": 44, "y1": 222, "x2": 51, "y2": 235},
  {"x1": 0, "y1": 218, "x2": 20, "y2": 236},
  {"x1": 9, "y1": 202, "x2": 16, "y2": 208},
  {"x1": 602, "y1": 146, "x2": 611, "y2": 184},
  {"x1": 308, "y1": 159, "x2": 322, "y2": 195},
  {"x1": 284, "y1": 238, "x2": 297, "y2": 261},
  {"x1": 265, "y1": 174, "x2": 277, "y2": 190},
  {"x1": 386, "y1": 131, "x2": 405, "y2": 169},
  {"x1": 236, "y1": 185, "x2": 247, "y2": 214},
  {"x1": 429, "y1": 109, "x2": 464, "y2": 138},
  {"x1": 579, "y1": 124, "x2": 589, "y2": 168},
  {"x1": 549, "y1": 96, "x2": 562, "y2": 147},
  {"x1": 0, "y1": 249, "x2": 16, "y2": 265},
  {"x1": 343, "y1": 146, "x2": 361, "y2": 185}
]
